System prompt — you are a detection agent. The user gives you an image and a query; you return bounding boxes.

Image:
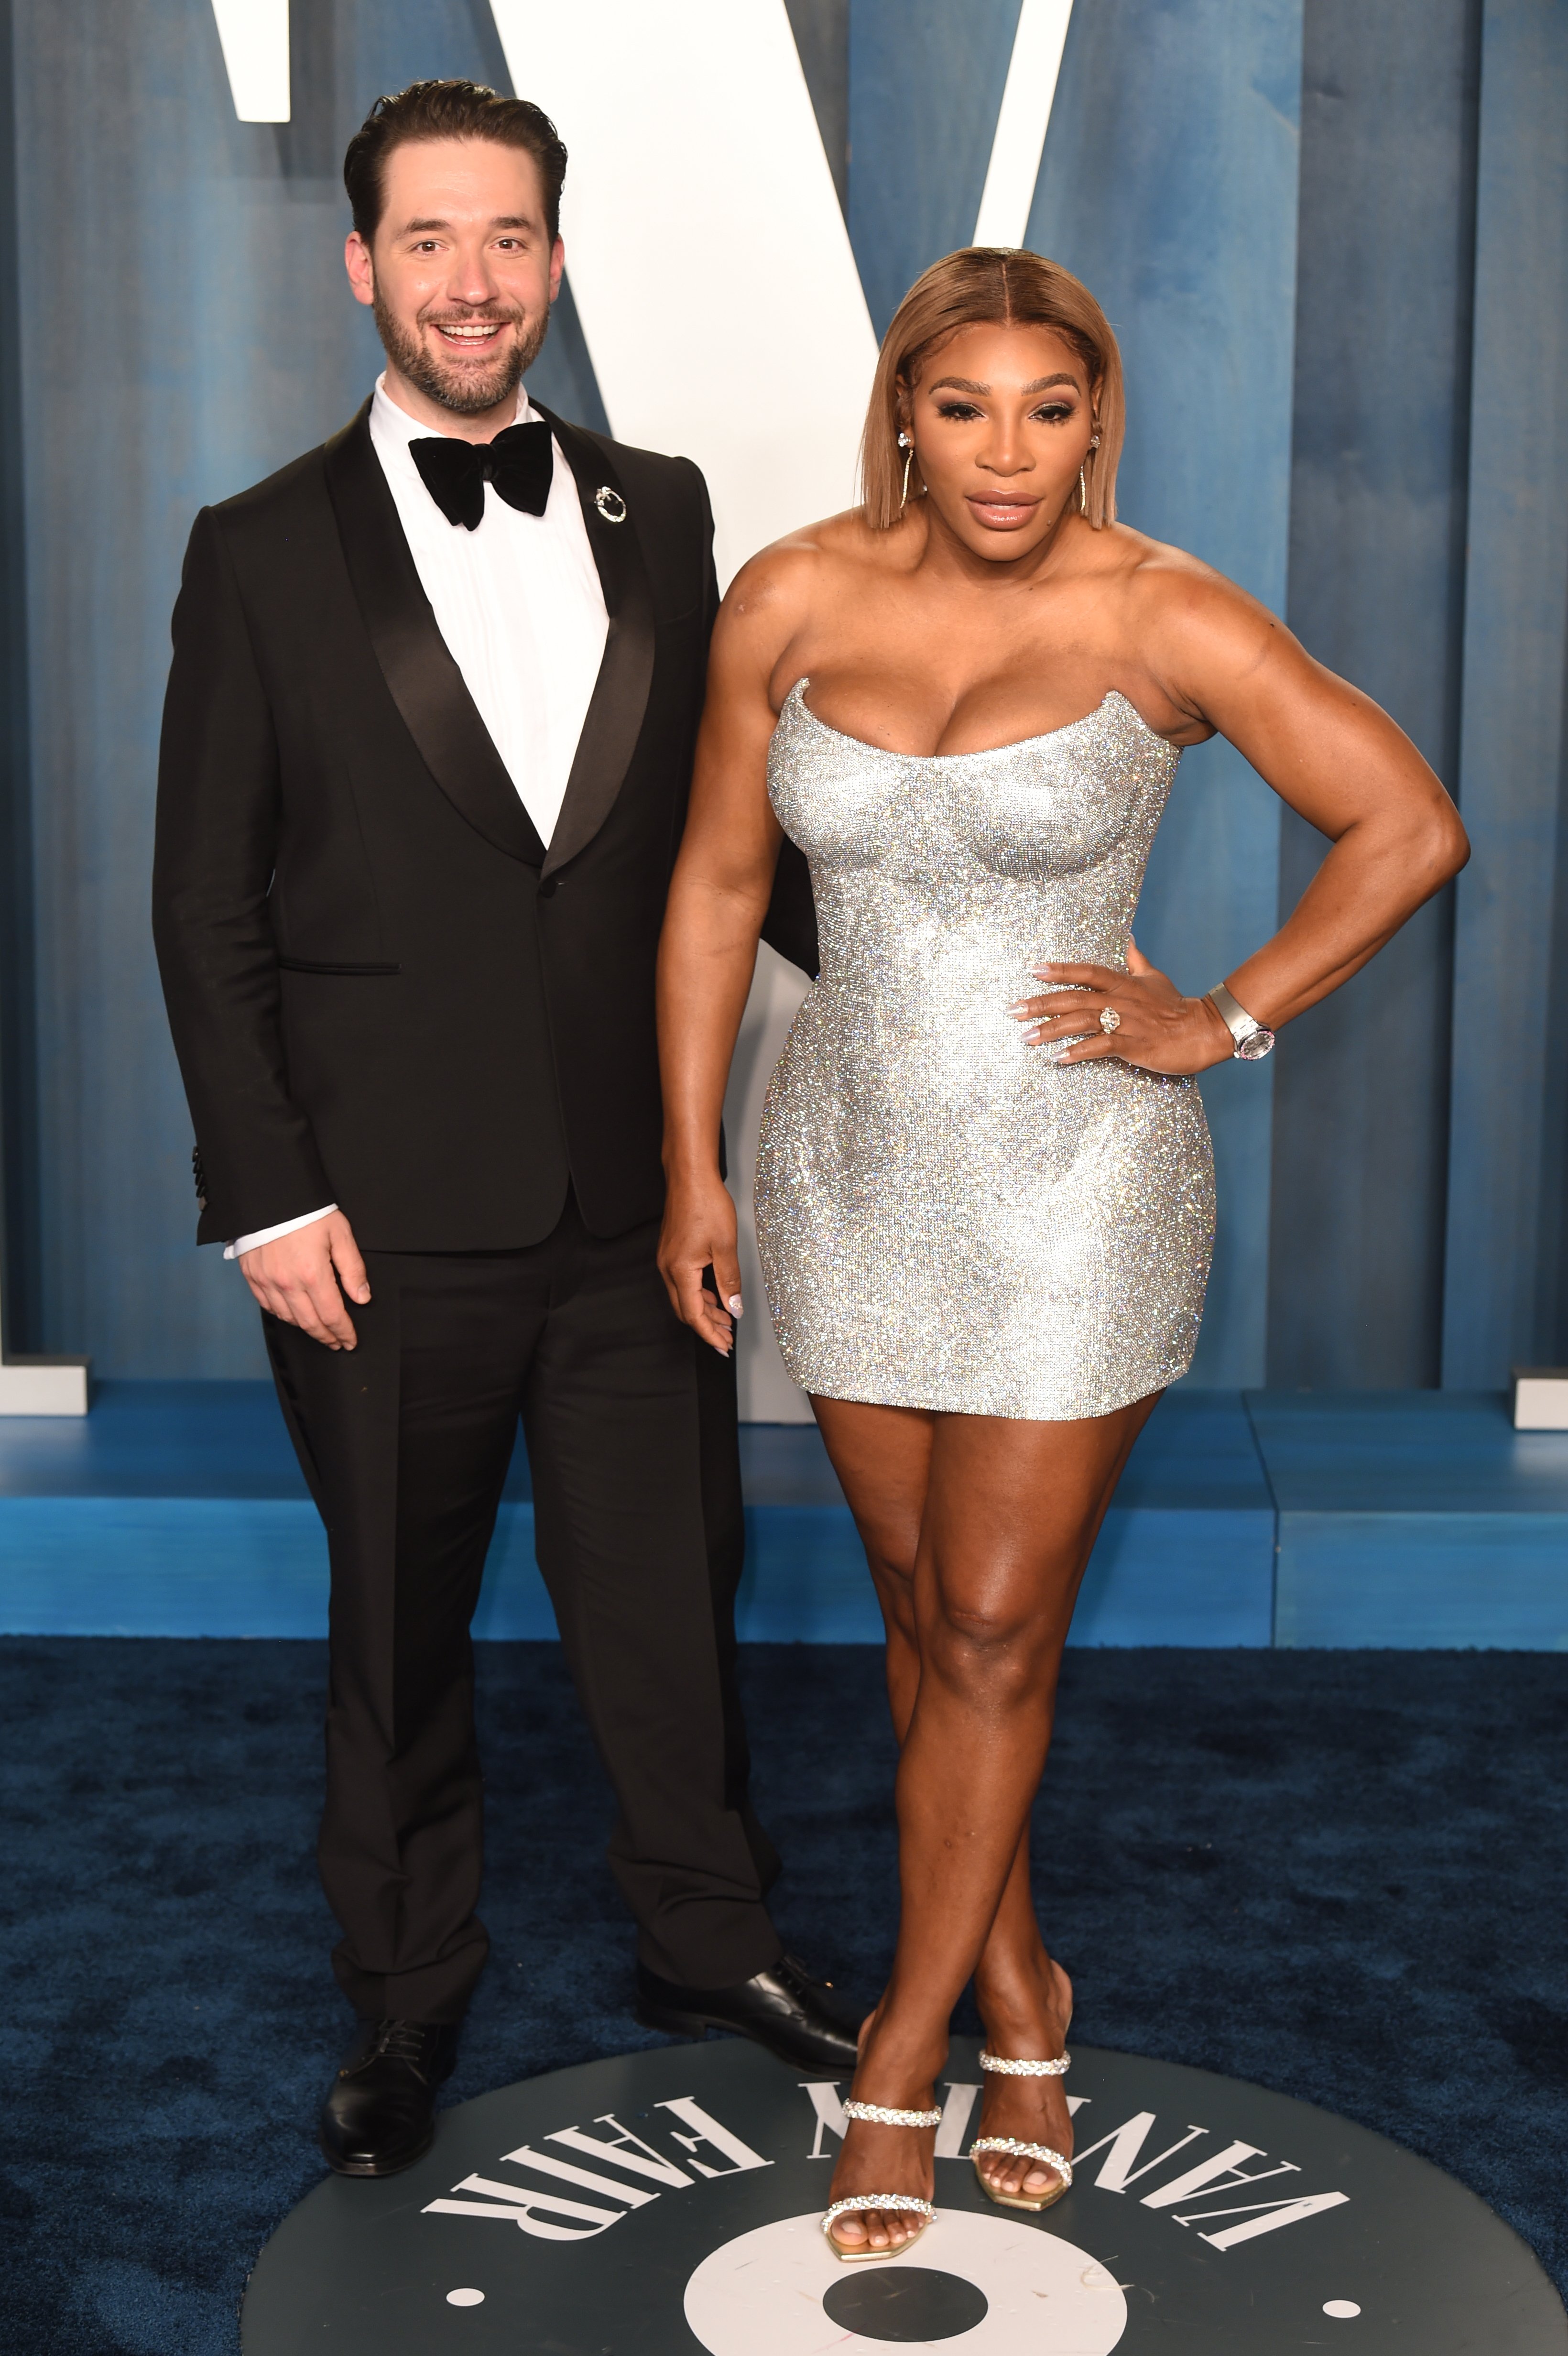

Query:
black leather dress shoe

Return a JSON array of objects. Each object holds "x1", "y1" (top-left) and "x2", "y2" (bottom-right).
[
  {"x1": 318, "y1": 2018, "x2": 460, "y2": 2178},
  {"x1": 636, "y1": 1953, "x2": 860, "y2": 2072}
]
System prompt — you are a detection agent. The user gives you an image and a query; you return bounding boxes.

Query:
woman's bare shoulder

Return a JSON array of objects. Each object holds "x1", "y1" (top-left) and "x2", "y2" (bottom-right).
[
  {"x1": 1104, "y1": 524, "x2": 1284, "y2": 668},
  {"x1": 713, "y1": 511, "x2": 902, "y2": 688},
  {"x1": 1084, "y1": 524, "x2": 1309, "y2": 721},
  {"x1": 1089, "y1": 521, "x2": 1223, "y2": 597},
  {"x1": 724, "y1": 508, "x2": 902, "y2": 620}
]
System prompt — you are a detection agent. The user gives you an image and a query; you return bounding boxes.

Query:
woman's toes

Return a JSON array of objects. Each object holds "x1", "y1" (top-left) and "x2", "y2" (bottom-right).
[
  {"x1": 979, "y1": 2149, "x2": 1061, "y2": 2200},
  {"x1": 866, "y1": 2206, "x2": 913, "y2": 2249}
]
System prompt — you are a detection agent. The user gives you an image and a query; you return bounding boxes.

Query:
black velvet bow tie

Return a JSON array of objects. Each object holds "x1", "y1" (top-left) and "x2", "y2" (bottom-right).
[{"x1": 408, "y1": 419, "x2": 554, "y2": 530}]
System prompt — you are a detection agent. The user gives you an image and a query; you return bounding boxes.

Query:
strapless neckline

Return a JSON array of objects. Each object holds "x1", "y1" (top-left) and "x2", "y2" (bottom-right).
[{"x1": 790, "y1": 676, "x2": 1170, "y2": 766}]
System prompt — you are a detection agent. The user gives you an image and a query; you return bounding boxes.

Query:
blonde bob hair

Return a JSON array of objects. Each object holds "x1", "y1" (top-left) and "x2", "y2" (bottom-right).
[{"x1": 860, "y1": 247, "x2": 1125, "y2": 532}]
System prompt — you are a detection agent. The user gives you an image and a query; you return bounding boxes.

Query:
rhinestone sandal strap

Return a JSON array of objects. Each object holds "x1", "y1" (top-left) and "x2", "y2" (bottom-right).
[
  {"x1": 821, "y1": 2195, "x2": 934, "y2": 2233},
  {"x1": 971, "y1": 2136, "x2": 1073, "y2": 2182},
  {"x1": 978, "y1": 2049, "x2": 1070, "y2": 2077},
  {"x1": 842, "y1": 2099, "x2": 944, "y2": 2127}
]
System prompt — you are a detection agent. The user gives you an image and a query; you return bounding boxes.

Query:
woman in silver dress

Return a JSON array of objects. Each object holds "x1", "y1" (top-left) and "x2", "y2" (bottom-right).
[{"x1": 655, "y1": 250, "x2": 1466, "y2": 2262}]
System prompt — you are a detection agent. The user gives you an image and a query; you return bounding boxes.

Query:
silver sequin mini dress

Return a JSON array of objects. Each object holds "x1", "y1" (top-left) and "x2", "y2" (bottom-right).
[{"x1": 753, "y1": 680, "x2": 1215, "y2": 1421}]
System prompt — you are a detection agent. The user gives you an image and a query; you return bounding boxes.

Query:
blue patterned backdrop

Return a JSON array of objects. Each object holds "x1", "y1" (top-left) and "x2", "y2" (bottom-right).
[{"x1": 0, "y1": 0, "x2": 1562, "y2": 1387}]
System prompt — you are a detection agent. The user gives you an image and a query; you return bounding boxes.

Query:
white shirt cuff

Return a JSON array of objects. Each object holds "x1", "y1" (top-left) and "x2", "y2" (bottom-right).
[{"x1": 225, "y1": 1204, "x2": 338, "y2": 1260}]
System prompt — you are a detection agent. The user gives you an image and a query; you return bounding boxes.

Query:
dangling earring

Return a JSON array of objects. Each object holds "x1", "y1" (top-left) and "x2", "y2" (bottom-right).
[
  {"x1": 1079, "y1": 430, "x2": 1102, "y2": 518},
  {"x1": 897, "y1": 431, "x2": 915, "y2": 512}
]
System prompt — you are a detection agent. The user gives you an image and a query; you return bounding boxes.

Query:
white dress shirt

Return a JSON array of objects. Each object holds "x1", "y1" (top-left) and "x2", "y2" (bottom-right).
[{"x1": 227, "y1": 375, "x2": 609, "y2": 1262}]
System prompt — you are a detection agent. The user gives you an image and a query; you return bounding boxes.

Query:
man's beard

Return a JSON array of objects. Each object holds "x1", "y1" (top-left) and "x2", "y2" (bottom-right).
[{"x1": 374, "y1": 291, "x2": 550, "y2": 416}]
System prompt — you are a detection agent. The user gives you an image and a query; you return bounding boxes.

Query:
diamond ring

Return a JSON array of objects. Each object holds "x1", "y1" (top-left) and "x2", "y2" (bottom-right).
[{"x1": 1099, "y1": 1005, "x2": 1122, "y2": 1035}]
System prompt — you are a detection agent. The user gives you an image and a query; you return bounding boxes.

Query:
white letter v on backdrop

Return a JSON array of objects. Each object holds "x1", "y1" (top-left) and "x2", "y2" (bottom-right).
[{"x1": 487, "y1": 0, "x2": 877, "y2": 588}]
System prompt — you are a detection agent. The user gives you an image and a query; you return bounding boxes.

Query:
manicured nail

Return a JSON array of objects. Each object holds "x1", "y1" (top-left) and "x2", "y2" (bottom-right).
[{"x1": 727, "y1": 1295, "x2": 743, "y2": 1316}]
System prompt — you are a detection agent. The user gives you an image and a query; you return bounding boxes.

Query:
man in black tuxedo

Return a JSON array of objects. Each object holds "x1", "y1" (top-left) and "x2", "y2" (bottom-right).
[{"x1": 152, "y1": 80, "x2": 849, "y2": 2179}]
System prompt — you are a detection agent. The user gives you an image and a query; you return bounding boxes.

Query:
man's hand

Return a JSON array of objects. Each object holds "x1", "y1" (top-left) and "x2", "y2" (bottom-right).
[{"x1": 239, "y1": 1210, "x2": 370, "y2": 1350}]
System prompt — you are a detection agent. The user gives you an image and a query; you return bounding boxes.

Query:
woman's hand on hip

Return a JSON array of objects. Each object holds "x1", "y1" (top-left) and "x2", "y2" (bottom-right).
[
  {"x1": 658, "y1": 1172, "x2": 744, "y2": 1356},
  {"x1": 1010, "y1": 939, "x2": 1234, "y2": 1075}
]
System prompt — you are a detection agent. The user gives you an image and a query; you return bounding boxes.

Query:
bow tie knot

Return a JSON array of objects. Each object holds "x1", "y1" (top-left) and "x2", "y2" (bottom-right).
[{"x1": 409, "y1": 419, "x2": 555, "y2": 531}]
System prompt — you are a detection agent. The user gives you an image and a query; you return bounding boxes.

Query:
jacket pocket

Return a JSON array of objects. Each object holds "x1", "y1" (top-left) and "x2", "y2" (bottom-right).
[{"x1": 276, "y1": 958, "x2": 401, "y2": 976}]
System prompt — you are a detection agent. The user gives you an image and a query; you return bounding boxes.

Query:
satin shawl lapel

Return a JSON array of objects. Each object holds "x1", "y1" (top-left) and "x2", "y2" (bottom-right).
[
  {"x1": 534, "y1": 407, "x2": 657, "y2": 879},
  {"x1": 321, "y1": 401, "x2": 545, "y2": 867}
]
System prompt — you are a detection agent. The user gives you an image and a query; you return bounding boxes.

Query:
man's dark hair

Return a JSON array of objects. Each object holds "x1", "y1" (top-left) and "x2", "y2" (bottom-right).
[{"x1": 343, "y1": 80, "x2": 568, "y2": 246}]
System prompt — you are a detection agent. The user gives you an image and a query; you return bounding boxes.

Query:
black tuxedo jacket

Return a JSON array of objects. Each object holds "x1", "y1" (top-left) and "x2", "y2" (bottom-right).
[{"x1": 152, "y1": 399, "x2": 817, "y2": 1249}]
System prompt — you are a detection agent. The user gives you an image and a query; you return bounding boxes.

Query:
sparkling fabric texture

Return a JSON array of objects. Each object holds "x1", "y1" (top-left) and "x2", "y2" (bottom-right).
[{"x1": 754, "y1": 681, "x2": 1215, "y2": 1421}]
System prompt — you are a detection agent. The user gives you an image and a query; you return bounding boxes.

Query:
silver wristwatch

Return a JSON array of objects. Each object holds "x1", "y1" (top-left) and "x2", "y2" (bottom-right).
[{"x1": 1206, "y1": 982, "x2": 1275, "y2": 1061}]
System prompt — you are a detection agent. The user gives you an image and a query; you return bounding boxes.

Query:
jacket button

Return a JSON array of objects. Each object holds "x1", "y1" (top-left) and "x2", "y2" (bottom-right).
[{"x1": 539, "y1": 877, "x2": 558, "y2": 898}]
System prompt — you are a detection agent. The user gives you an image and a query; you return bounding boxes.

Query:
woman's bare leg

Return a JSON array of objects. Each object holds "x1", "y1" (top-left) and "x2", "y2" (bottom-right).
[
  {"x1": 815, "y1": 1398, "x2": 1067, "y2": 2214},
  {"x1": 964, "y1": 1394, "x2": 1154, "y2": 2192},
  {"x1": 811, "y1": 1400, "x2": 930, "y2": 1739},
  {"x1": 810, "y1": 1391, "x2": 1159, "y2": 2246}
]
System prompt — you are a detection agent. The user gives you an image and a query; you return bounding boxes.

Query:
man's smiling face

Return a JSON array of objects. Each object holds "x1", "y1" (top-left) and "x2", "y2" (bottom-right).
[{"x1": 345, "y1": 135, "x2": 564, "y2": 432}]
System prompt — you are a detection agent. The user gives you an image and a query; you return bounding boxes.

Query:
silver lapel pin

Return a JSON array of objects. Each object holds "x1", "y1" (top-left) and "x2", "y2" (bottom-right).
[{"x1": 594, "y1": 485, "x2": 628, "y2": 524}]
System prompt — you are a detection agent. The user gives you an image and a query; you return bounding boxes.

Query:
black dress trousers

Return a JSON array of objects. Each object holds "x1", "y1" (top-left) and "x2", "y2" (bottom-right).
[{"x1": 263, "y1": 1191, "x2": 783, "y2": 2023}]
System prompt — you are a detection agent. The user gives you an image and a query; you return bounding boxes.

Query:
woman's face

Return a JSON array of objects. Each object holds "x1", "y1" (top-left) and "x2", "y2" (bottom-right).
[{"x1": 903, "y1": 321, "x2": 1097, "y2": 561}]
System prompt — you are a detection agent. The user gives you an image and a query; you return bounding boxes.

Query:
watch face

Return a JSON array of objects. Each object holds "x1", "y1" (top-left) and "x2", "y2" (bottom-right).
[{"x1": 1236, "y1": 1026, "x2": 1275, "y2": 1060}]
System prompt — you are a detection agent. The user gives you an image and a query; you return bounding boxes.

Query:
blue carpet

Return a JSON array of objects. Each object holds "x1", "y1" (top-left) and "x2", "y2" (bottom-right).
[{"x1": 0, "y1": 1640, "x2": 1565, "y2": 2352}]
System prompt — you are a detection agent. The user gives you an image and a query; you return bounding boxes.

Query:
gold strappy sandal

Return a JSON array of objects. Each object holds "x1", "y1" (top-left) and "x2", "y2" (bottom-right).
[
  {"x1": 822, "y1": 2098, "x2": 942, "y2": 2261},
  {"x1": 969, "y1": 2048, "x2": 1074, "y2": 2213}
]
